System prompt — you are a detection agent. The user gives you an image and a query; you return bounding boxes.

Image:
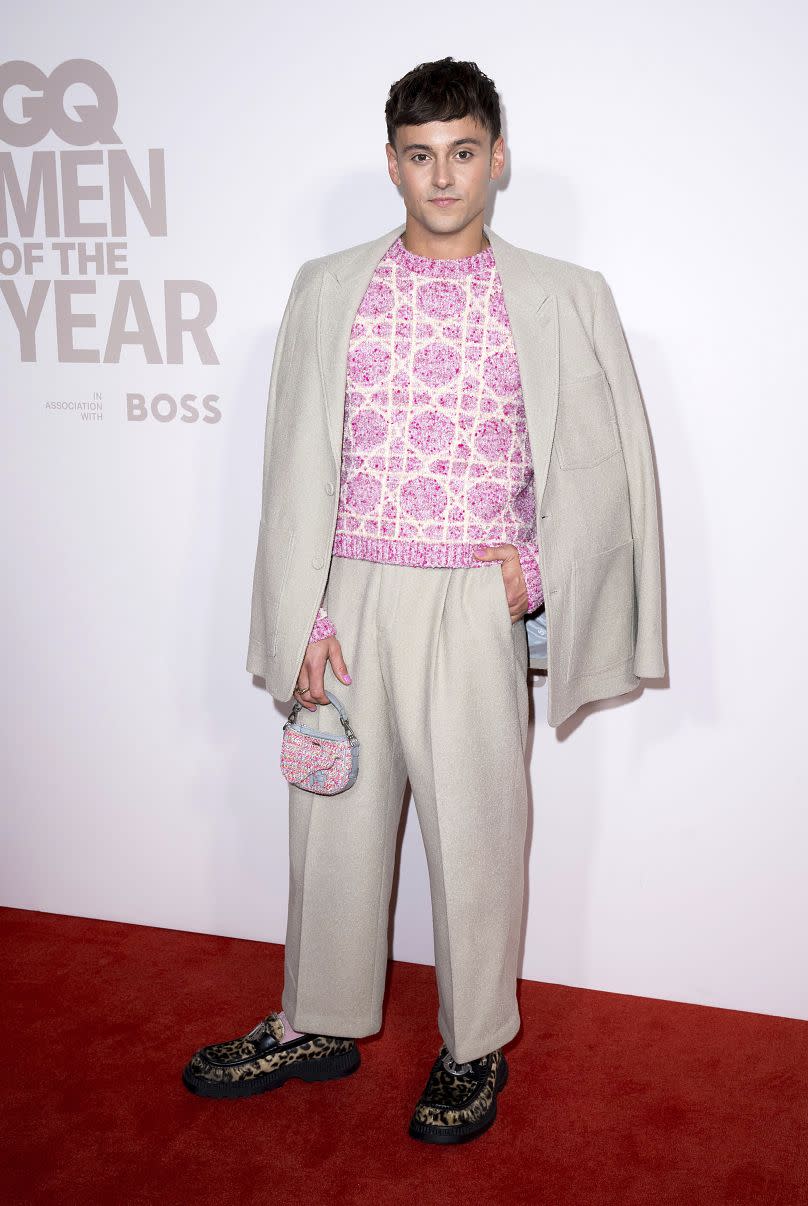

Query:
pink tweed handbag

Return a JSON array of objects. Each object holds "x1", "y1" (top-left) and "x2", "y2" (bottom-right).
[{"x1": 280, "y1": 689, "x2": 360, "y2": 795}]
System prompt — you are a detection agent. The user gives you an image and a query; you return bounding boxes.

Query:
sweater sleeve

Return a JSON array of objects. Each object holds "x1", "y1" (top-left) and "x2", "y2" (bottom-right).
[
  {"x1": 514, "y1": 542, "x2": 544, "y2": 613},
  {"x1": 307, "y1": 590, "x2": 337, "y2": 643}
]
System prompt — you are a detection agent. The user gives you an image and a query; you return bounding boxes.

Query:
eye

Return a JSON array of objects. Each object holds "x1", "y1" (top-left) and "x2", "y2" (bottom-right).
[
  {"x1": 411, "y1": 153, "x2": 428, "y2": 163},
  {"x1": 457, "y1": 150, "x2": 473, "y2": 160}
]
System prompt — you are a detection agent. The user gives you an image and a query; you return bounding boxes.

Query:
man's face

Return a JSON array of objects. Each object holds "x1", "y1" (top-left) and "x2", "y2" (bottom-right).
[{"x1": 386, "y1": 116, "x2": 505, "y2": 239}]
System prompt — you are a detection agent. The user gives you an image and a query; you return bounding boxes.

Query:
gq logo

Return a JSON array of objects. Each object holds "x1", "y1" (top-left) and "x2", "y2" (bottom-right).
[
  {"x1": 0, "y1": 58, "x2": 122, "y2": 146},
  {"x1": 1, "y1": 56, "x2": 221, "y2": 375}
]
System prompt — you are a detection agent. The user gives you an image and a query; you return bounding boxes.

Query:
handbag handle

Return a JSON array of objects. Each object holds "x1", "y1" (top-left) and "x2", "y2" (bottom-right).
[{"x1": 284, "y1": 688, "x2": 359, "y2": 744}]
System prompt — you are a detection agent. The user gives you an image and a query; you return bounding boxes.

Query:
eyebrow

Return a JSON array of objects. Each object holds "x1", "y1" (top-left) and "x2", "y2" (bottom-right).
[{"x1": 399, "y1": 136, "x2": 484, "y2": 153}]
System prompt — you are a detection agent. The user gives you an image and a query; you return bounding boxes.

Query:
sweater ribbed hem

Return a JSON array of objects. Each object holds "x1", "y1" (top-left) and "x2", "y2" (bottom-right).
[{"x1": 331, "y1": 533, "x2": 536, "y2": 568}]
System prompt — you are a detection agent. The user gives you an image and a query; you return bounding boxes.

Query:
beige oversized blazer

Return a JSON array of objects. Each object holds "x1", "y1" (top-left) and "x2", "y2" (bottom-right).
[{"x1": 246, "y1": 220, "x2": 665, "y2": 728}]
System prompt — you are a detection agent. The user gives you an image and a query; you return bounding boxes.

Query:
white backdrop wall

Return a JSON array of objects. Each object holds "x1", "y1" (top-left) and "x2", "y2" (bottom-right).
[{"x1": 2, "y1": 0, "x2": 807, "y2": 1022}]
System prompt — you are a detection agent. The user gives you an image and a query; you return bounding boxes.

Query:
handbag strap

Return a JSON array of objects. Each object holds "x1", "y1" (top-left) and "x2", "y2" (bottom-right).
[{"x1": 284, "y1": 688, "x2": 358, "y2": 744}]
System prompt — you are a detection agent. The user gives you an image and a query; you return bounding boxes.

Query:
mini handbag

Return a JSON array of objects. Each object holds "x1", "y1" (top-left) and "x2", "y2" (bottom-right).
[{"x1": 280, "y1": 689, "x2": 360, "y2": 795}]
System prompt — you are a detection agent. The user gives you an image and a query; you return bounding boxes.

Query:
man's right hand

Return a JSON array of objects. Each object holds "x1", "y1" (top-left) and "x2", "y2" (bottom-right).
[{"x1": 294, "y1": 636, "x2": 352, "y2": 711}]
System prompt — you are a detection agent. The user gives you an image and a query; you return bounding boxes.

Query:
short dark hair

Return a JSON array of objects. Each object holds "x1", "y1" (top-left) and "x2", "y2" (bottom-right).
[{"x1": 385, "y1": 57, "x2": 502, "y2": 152}]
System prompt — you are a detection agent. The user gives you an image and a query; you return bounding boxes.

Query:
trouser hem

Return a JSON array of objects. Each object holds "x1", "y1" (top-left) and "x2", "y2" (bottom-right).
[
  {"x1": 444, "y1": 1011, "x2": 521, "y2": 1065},
  {"x1": 283, "y1": 1006, "x2": 382, "y2": 1040}
]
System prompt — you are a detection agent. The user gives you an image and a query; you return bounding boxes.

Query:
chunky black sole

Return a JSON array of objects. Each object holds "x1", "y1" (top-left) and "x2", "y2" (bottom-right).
[
  {"x1": 181, "y1": 1044, "x2": 361, "y2": 1099},
  {"x1": 408, "y1": 1054, "x2": 509, "y2": 1145}
]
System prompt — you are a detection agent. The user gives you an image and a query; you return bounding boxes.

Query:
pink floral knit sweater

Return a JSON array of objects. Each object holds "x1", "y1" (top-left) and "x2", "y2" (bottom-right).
[{"x1": 308, "y1": 233, "x2": 544, "y2": 644}]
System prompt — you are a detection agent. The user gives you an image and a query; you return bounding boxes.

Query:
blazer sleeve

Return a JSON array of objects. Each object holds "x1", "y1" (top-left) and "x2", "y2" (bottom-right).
[
  {"x1": 258, "y1": 263, "x2": 306, "y2": 514},
  {"x1": 592, "y1": 271, "x2": 665, "y2": 679},
  {"x1": 246, "y1": 263, "x2": 306, "y2": 679}
]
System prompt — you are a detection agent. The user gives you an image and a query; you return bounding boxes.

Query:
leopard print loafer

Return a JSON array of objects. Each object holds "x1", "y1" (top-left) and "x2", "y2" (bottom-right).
[
  {"x1": 408, "y1": 1044, "x2": 508, "y2": 1144},
  {"x1": 182, "y1": 1011, "x2": 360, "y2": 1099}
]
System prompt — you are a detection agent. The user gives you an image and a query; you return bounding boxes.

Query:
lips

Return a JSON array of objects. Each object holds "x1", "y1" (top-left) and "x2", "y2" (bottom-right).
[{"x1": 430, "y1": 198, "x2": 460, "y2": 206}]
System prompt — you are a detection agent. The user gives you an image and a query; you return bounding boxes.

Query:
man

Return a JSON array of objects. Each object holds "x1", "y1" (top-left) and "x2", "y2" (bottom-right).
[{"x1": 182, "y1": 57, "x2": 665, "y2": 1145}]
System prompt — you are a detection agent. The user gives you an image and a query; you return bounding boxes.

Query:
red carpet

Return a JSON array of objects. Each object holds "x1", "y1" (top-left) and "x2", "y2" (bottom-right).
[{"x1": 2, "y1": 906, "x2": 806, "y2": 1205}]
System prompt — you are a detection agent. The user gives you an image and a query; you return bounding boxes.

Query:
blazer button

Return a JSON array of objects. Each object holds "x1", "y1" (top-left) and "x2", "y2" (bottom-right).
[
  {"x1": 324, "y1": 481, "x2": 335, "y2": 495},
  {"x1": 311, "y1": 554, "x2": 324, "y2": 570}
]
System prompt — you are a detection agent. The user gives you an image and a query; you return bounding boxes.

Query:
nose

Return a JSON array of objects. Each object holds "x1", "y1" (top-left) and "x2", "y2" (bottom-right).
[{"x1": 431, "y1": 157, "x2": 455, "y2": 190}]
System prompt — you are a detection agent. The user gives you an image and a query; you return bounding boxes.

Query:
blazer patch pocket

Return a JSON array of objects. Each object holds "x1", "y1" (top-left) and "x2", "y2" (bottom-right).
[
  {"x1": 566, "y1": 538, "x2": 636, "y2": 681},
  {"x1": 554, "y1": 369, "x2": 621, "y2": 470}
]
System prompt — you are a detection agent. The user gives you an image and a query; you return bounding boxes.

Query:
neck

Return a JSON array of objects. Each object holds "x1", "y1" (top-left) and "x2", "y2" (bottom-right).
[{"x1": 401, "y1": 222, "x2": 489, "y2": 261}]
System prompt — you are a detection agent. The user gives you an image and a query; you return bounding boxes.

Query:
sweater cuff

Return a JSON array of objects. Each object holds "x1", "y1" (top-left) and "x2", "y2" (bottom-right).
[
  {"x1": 308, "y1": 607, "x2": 337, "y2": 644},
  {"x1": 514, "y1": 543, "x2": 544, "y2": 613}
]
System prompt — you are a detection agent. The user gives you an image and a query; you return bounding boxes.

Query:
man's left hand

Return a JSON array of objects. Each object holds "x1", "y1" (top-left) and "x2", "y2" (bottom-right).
[{"x1": 472, "y1": 543, "x2": 528, "y2": 623}]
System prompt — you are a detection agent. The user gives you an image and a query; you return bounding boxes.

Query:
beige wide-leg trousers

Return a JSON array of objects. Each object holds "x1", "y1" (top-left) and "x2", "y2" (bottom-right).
[{"x1": 281, "y1": 554, "x2": 530, "y2": 1064}]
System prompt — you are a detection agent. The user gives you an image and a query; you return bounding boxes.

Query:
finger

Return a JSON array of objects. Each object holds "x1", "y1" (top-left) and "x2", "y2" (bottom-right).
[
  {"x1": 329, "y1": 647, "x2": 352, "y2": 685},
  {"x1": 473, "y1": 542, "x2": 514, "y2": 561},
  {"x1": 505, "y1": 583, "x2": 528, "y2": 620},
  {"x1": 307, "y1": 666, "x2": 330, "y2": 708},
  {"x1": 293, "y1": 685, "x2": 312, "y2": 712},
  {"x1": 296, "y1": 648, "x2": 323, "y2": 708}
]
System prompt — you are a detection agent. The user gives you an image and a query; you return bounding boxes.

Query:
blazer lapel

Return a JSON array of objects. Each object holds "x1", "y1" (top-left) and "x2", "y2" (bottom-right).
[
  {"x1": 316, "y1": 219, "x2": 559, "y2": 510},
  {"x1": 317, "y1": 221, "x2": 405, "y2": 465},
  {"x1": 486, "y1": 225, "x2": 559, "y2": 515}
]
